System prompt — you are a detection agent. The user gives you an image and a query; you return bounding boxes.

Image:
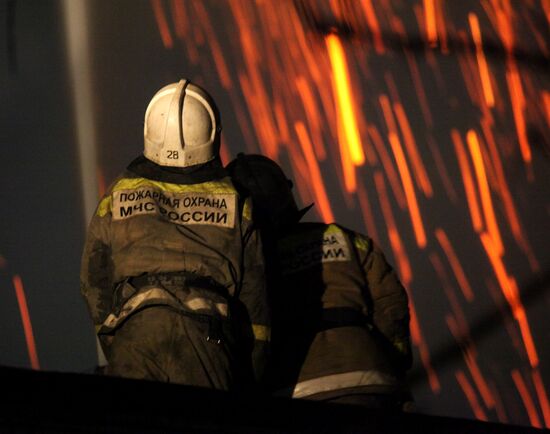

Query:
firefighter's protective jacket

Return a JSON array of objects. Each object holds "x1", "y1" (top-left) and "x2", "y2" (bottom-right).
[
  {"x1": 266, "y1": 222, "x2": 411, "y2": 399},
  {"x1": 80, "y1": 156, "x2": 269, "y2": 387}
]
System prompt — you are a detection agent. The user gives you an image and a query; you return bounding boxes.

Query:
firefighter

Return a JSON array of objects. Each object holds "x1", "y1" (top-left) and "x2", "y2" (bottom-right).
[
  {"x1": 227, "y1": 153, "x2": 413, "y2": 408},
  {"x1": 80, "y1": 80, "x2": 269, "y2": 390}
]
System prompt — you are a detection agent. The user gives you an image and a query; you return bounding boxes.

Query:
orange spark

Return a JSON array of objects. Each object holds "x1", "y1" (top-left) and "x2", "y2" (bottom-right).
[
  {"x1": 434, "y1": 0, "x2": 448, "y2": 53},
  {"x1": 368, "y1": 126, "x2": 407, "y2": 210},
  {"x1": 469, "y1": 13, "x2": 495, "y2": 108},
  {"x1": 456, "y1": 370, "x2": 488, "y2": 421},
  {"x1": 380, "y1": 95, "x2": 427, "y2": 248},
  {"x1": 422, "y1": 0, "x2": 438, "y2": 48},
  {"x1": 150, "y1": 0, "x2": 174, "y2": 49},
  {"x1": 435, "y1": 228, "x2": 475, "y2": 301},
  {"x1": 467, "y1": 130, "x2": 504, "y2": 256},
  {"x1": 337, "y1": 107, "x2": 357, "y2": 193},
  {"x1": 194, "y1": 2, "x2": 232, "y2": 89},
  {"x1": 325, "y1": 34, "x2": 365, "y2": 166},
  {"x1": 543, "y1": 91, "x2": 550, "y2": 127},
  {"x1": 433, "y1": 254, "x2": 472, "y2": 345},
  {"x1": 356, "y1": 183, "x2": 379, "y2": 246},
  {"x1": 480, "y1": 118, "x2": 539, "y2": 272},
  {"x1": 13, "y1": 275, "x2": 40, "y2": 370},
  {"x1": 295, "y1": 121, "x2": 334, "y2": 223},
  {"x1": 373, "y1": 171, "x2": 412, "y2": 285},
  {"x1": 426, "y1": 135, "x2": 459, "y2": 204},
  {"x1": 393, "y1": 102, "x2": 433, "y2": 197},
  {"x1": 296, "y1": 76, "x2": 327, "y2": 161},
  {"x1": 511, "y1": 369, "x2": 542, "y2": 428},
  {"x1": 403, "y1": 50, "x2": 433, "y2": 127},
  {"x1": 360, "y1": 0, "x2": 385, "y2": 53},
  {"x1": 464, "y1": 351, "x2": 496, "y2": 409},
  {"x1": 506, "y1": 63, "x2": 532, "y2": 164},
  {"x1": 532, "y1": 369, "x2": 550, "y2": 428},
  {"x1": 480, "y1": 233, "x2": 539, "y2": 368},
  {"x1": 452, "y1": 129, "x2": 483, "y2": 232},
  {"x1": 169, "y1": 0, "x2": 187, "y2": 39}
]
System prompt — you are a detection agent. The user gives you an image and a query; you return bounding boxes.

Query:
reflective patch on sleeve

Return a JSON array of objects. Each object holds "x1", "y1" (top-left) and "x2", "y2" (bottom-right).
[
  {"x1": 110, "y1": 180, "x2": 237, "y2": 228},
  {"x1": 242, "y1": 197, "x2": 252, "y2": 221},
  {"x1": 96, "y1": 196, "x2": 112, "y2": 217},
  {"x1": 252, "y1": 324, "x2": 271, "y2": 342},
  {"x1": 354, "y1": 235, "x2": 370, "y2": 252},
  {"x1": 278, "y1": 225, "x2": 351, "y2": 274}
]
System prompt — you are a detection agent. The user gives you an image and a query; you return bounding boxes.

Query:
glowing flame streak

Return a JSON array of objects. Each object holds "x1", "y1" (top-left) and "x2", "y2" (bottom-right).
[
  {"x1": 532, "y1": 369, "x2": 550, "y2": 428},
  {"x1": 464, "y1": 351, "x2": 496, "y2": 409},
  {"x1": 456, "y1": 370, "x2": 488, "y2": 421},
  {"x1": 511, "y1": 369, "x2": 542, "y2": 428},
  {"x1": 231, "y1": 2, "x2": 278, "y2": 159},
  {"x1": 373, "y1": 171, "x2": 412, "y2": 286},
  {"x1": 295, "y1": 76, "x2": 326, "y2": 161},
  {"x1": 13, "y1": 275, "x2": 40, "y2": 370},
  {"x1": 506, "y1": 65, "x2": 532, "y2": 165},
  {"x1": 434, "y1": 0, "x2": 448, "y2": 53},
  {"x1": 393, "y1": 102, "x2": 433, "y2": 198},
  {"x1": 423, "y1": 0, "x2": 438, "y2": 47},
  {"x1": 426, "y1": 136, "x2": 458, "y2": 204},
  {"x1": 325, "y1": 34, "x2": 365, "y2": 166},
  {"x1": 194, "y1": 2, "x2": 232, "y2": 89},
  {"x1": 480, "y1": 118, "x2": 539, "y2": 272},
  {"x1": 367, "y1": 125, "x2": 407, "y2": 210},
  {"x1": 469, "y1": 13, "x2": 495, "y2": 108},
  {"x1": 150, "y1": 0, "x2": 173, "y2": 49},
  {"x1": 295, "y1": 121, "x2": 334, "y2": 223},
  {"x1": 403, "y1": 50, "x2": 433, "y2": 127},
  {"x1": 467, "y1": 130, "x2": 504, "y2": 256},
  {"x1": 452, "y1": 129, "x2": 483, "y2": 232},
  {"x1": 543, "y1": 91, "x2": 550, "y2": 127},
  {"x1": 356, "y1": 182, "x2": 379, "y2": 247},
  {"x1": 337, "y1": 107, "x2": 356, "y2": 193},
  {"x1": 170, "y1": 0, "x2": 187, "y2": 39},
  {"x1": 446, "y1": 312, "x2": 496, "y2": 410},
  {"x1": 435, "y1": 228, "x2": 474, "y2": 301},
  {"x1": 432, "y1": 254, "x2": 471, "y2": 340},
  {"x1": 380, "y1": 95, "x2": 427, "y2": 248},
  {"x1": 480, "y1": 233, "x2": 538, "y2": 368},
  {"x1": 360, "y1": 0, "x2": 385, "y2": 53}
]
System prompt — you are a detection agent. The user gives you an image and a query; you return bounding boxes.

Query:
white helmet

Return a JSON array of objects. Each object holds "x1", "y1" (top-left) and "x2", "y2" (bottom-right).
[{"x1": 143, "y1": 79, "x2": 221, "y2": 167}]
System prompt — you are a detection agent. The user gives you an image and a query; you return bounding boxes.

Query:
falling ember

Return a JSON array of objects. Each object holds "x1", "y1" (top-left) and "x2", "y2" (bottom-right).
[
  {"x1": 380, "y1": 95, "x2": 427, "y2": 248},
  {"x1": 374, "y1": 171, "x2": 412, "y2": 284},
  {"x1": 359, "y1": 0, "x2": 385, "y2": 54},
  {"x1": 150, "y1": 0, "x2": 173, "y2": 49},
  {"x1": 511, "y1": 370, "x2": 542, "y2": 428},
  {"x1": 543, "y1": 91, "x2": 550, "y2": 127},
  {"x1": 456, "y1": 370, "x2": 488, "y2": 421},
  {"x1": 325, "y1": 33, "x2": 365, "y2": 166},
  {"x1": 506, "y1": 64, "x2": 532, "y2": 165},
  {"x1": 435, "y1": 228, "x2": 474, "y2": 301},
  {"x1": 452, "y1": 129, "x2": 484, "y2": 232},
  {"x1": 480, "y1": 233, "x2": 539, "y2": 369},
  {"x1": 466, "y1": 130, "x2": 504, "y2": 256},
  {"x1": 531, "y1": 369, "x2": 550, "y2": 428},
  {"x1": 468, "y1": 13, "x2": 495, "y2": 108},
  {"x1": 13, "y1": 275, "x2": 40, "y2": 370},
  {"x1": 423, "y1": 0, "x2": 438, "y2": 47},
  {"x1": 393, "y1": 102, "x2": 433, "y2": 198},
  {"x1": 294, "y1": 121, "x2": 334, "y2": 223}
]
